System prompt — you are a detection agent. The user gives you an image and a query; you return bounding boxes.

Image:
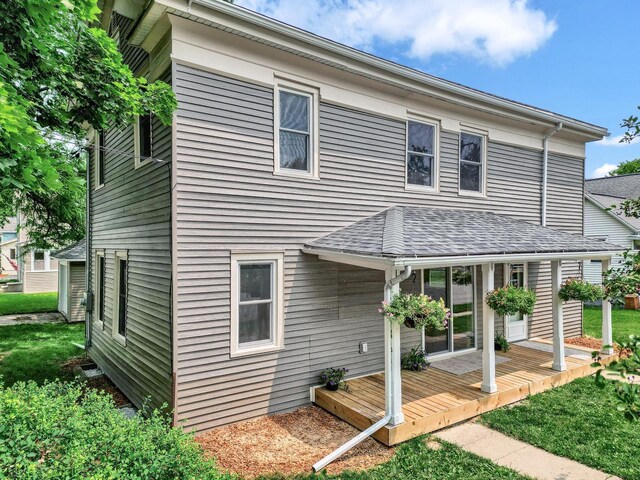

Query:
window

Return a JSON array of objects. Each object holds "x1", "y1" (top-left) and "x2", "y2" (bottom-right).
[
  {"x1": 31, "y1": 250, "x2": 52, "y2": 271},
  {"x1": 275, "y1": 85, "x2": 318, "y2": 177},
  {"x1": 633, "y1": 240, "x2": 640, "y2": 250},
  {"x1": 95, "y1": 251, "x2": 106, "y2": 326},
  {"x1": 406, "y1": 120, "x2": 436, "y2": 188},
  {"x1": 113, "y1": 252, "x2": 128, "y2": 344},
  {"x1": 459, "y1": 132, "x2": 484, "y2": 193},
  {"x1": 96, "y1": 130, "x2": 105, "y2": 188},
  {"x1": 134, "y1": 113, "x2": 152, "y2": 168},
  {"x1": 230, "y1": 252, "x2": 284, "y2": 357},
  {"x1": 9, "y1": 248, "x2": 16, "y2": 260}
]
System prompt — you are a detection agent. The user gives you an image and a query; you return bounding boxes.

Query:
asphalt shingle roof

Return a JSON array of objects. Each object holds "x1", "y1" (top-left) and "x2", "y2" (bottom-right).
[
  {"x1": 52, "y1": 239, "x2": 86, "y2": 261},
  {"x1": 305, "y1": 206, "x2": 621, "y2": 258},
  {"x1": 585, "y1": 174, "x2": 640, "y2": 200}
]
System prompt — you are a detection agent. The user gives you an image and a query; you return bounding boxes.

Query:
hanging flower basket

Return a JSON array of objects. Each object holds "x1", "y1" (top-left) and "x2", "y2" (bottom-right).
[
  {"x1": 485, "y1": 285, "x2": 536, "y2": 317},
  {"x1": 558, "y1": 277, "x2": 604, "y2": 303},
  {"x1": 380, "y1": 293, "x2": 451, "y2": 331}
]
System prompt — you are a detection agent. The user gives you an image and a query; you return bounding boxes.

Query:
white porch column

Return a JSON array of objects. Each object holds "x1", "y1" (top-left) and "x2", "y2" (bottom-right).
[
  {"x1": 481, "y1": 263, "x2": 497, "y2": 393},
  {"x1": 384, "y1": 268, "x2": 404, "y2": 425},
  {"x1": 551, "y1": 260, "x2": 566, "y2": 371},
  {"x1": 601, "y1": 258, "x2": 614, "y2": 355}
]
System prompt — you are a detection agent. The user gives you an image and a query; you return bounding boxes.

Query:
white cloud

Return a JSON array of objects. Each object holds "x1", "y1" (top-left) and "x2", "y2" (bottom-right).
[
  {"x1": 596, "y1": 134, "x2": 640, "y2": 147},
  {"x1": 238, "y1": 0, "x2": 558, "y2": 65},
  {"x1": 590, "y1": 163, "x2": 617, "y2": 179}
]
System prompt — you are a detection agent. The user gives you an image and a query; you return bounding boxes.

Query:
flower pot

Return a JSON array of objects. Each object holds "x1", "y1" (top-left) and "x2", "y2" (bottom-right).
[
  {"x1": 494, "y1": 341, "x2": 503, "y2": 352},
  {"x1": 624, "y1": 294, "x2": 639, "y2": 310},
  {"x1": 403, "y1": 317, "x2": 417, "y2": 329},
  {"x1": 325, "y1": 380, "x2": 339, "y2": 391}
]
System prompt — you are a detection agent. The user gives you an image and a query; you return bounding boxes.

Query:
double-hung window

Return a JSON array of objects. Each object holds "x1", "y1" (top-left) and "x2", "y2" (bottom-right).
[
  {"x1": 406, "y1": 121, "x2": 436, "y2": 188},
  {"x1": 113, "y1": 251, "x2": 128, "y2": 344},
  {"x1": 459, "y1": 132, "x2": 485, "y2": 194},
  {"x1": 275, "y1": 85, "x2": 318, "y2": 177},
  {"x1": 95, "y1": 251, "x2": 106, "y2": 327},
  {"x1": 230, "y1": 253, "x2": 284, "y2": 357},
  {"x1": 31, "y1": 250, "x2": 51, "y2": 271},
  {"x1": 134, "y1": 113, "x2": 152, "y2": 168}
]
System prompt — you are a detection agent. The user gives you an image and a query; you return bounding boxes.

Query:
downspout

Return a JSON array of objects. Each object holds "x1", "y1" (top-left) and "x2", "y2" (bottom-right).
[
  {"x1": 541, "y1": 122, "x2": 563, "y2": 226},
  {"x1": 85, "y1": 145, "x2": 92, "y2": 347},
  {"x1": 312, "y1": 266, "x2": 412, "y2": 473}
]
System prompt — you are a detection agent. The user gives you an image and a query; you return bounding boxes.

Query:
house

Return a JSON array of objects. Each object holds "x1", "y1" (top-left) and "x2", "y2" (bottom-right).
[
  {"x1": 89, "y1": 0, "x2": 618, "y2": 447},
  {"x1": 584, "y1": 174, "x2": 640, "y2": 284},
  {"x1": 52, "y1": 240, "x2": 86, "y2": 323},
  {"x1": 0, "y1": 215, "x2": 59, "y2": 293}
]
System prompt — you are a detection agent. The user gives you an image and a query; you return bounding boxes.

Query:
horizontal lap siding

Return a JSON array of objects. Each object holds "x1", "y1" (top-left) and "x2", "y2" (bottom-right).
[
  {"x1": 68, "y1": 263, "x2": 86, "y2": 323},
  {"x1": 173, "y1": 64, "x2": 559, "y2": 432},
  {"x1": 88, "y1": 66, "x2": 172, "y2": 410}
]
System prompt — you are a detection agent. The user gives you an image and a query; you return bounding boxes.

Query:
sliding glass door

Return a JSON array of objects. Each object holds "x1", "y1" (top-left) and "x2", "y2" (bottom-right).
[{"x1": 423, "y1": 268, "x2": 449, "y2": 354}]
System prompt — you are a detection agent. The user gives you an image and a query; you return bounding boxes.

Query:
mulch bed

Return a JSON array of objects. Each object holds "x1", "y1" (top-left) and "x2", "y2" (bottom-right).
[
  {"x1": 565, "y1": 336, "x2": 602, "y2": 350},
  {"x1": 62, "y1": 356, "x2": 131, "y2": 407},
  {"x1": 196, "y1": 405, "x2": 394, "y2": 478}
]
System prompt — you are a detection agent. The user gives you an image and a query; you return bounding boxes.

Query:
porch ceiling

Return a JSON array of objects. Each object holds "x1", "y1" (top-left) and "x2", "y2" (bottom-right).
[{"x1": 303, "y1": 206, "x2": 621, "y2": 269}]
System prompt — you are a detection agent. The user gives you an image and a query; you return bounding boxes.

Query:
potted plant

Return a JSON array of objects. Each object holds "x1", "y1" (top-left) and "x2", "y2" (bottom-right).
[
  {"x1": 494, "y1": 333, "x2": 510, "y2": 352},
  {"x1": 485, "y1": 285, "x2": 536, "y2": 317},
  {"x1": 380, "y1": 293, "x2": 451, "y2": 331},
  {"x1": 319, "y1": 367, "x2": 348, "y2": 391},
  {"x1": 558, "y1": 277, "x2": 604, "y2": 303},
  {"x1": 401, "y1": 346, "x2": 430, "y2": 371}
]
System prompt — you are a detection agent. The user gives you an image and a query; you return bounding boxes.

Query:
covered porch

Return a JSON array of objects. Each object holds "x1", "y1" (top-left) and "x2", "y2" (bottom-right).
[{"x1": 303, "y1": 206, "x2": 620, "y2": 462}]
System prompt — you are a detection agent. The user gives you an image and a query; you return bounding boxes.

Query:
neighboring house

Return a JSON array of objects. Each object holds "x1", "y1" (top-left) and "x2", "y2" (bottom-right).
[
  {"x1": 88, "y1": 1, "x2": 617, "y2": 439},
  {"x1": 0, "y1": 215, "x2": 59, "y2": 293},
  {"x1": 584, "y1": 174, "x2": 640, "y2": 284},
  {"x1": 52, "y1": 240, "x2": 86, "y2": 323}
]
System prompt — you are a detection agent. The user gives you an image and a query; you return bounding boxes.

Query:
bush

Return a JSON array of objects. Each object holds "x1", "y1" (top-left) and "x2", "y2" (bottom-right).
[
  {"x1": 0, "y1": 381, "x2": 232, "y2": 479},
  {"x1": 558, "y1": 277, "x2": 603, "y2": 302},
  {"x1": 485, "y1": 286, "x2": 536, "y2": 317}
]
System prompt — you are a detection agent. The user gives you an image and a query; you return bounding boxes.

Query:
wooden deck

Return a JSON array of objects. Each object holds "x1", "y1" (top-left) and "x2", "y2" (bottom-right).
[{"x1": 314, "y1": 343, "x2": 613, "y2": 446}]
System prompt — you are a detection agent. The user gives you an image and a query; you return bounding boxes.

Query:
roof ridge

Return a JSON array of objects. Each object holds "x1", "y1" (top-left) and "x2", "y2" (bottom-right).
[
  {"x1": 382, "y1": 207, "x2": 404, "y2": 255},
  {"x1": 586, "y1": 172, "x2": 640, "y2": 181}
]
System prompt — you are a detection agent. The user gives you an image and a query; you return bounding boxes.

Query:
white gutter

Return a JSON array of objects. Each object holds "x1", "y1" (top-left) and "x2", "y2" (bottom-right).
[
  {"x1": 312, "y1": 266, "x2": 411, "y2": 473},
  {"x1": 541, "y1": 122, "x2": 563, "y2": 226}
]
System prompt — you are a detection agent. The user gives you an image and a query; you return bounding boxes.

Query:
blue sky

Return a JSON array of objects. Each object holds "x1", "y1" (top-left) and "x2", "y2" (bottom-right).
[{"x1": 239, "y1": 0, "x2": 640, "y2": 178}]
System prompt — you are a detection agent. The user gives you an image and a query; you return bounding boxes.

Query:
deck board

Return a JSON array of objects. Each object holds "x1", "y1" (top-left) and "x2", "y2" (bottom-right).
[{"x1": 314, "y1": 344, "x2": 615, "y2": 446}]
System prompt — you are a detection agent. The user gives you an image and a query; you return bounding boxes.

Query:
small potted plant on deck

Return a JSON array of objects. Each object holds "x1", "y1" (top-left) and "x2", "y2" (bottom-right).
[
  {"x1": 380, "y1": 292, "x2": 451, "y2": 331},
  {"x1": 401, "y1": 345, "x2": 430, "y2": 371},
  {"x1": 319, "y1": 367, "x2": 348, "y2": 391},
  {"x1": 558, "y1": 277, "x2": 604, "y2": 303},
  {"x1": 494, "y1": 332, "x2": 510, "y2": 352},
  {"x1": 485, "y1": 285, "x2": 536, "y2": 317}
]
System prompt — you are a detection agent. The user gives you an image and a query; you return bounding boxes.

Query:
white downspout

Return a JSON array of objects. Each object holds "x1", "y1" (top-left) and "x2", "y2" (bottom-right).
[
  {"x1": 312, "y1": 266, "x2": 412, "y2": 473},
  {"x1": 541, "y1": 122, "x2": 563, "y2": 226}
]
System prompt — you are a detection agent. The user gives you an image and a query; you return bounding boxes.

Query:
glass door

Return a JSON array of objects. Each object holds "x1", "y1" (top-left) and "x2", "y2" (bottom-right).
[
  {"x1": 423, "y1": 268, "x2": 449, "y2": 354},
  {"x1": 505, "y1": 263, "x2": 527, "y2": 341},
  {"x1": 451, "y1": 266, "x2": 475, "y2": 352}
]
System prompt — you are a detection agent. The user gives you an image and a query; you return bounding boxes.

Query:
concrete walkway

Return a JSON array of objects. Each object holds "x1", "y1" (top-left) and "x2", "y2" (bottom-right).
[
  {"x1": 0, "y1": 312, "x2": 65, "y2": 326},
  {"x1": 435, "y1": 423, "x2": 621, "y2": 480}
]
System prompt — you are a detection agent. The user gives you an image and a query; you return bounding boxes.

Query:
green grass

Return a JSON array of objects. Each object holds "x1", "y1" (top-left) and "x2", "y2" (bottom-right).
[
  {"x1": 481, "y1": 377, "x2": 640, "y2": 480},
  {"x1": 584, "y1": 305, "x2": 640, "y2": 341},
  {"x1": 260, "y1": 438, "x2": 529, "y2": 480},
  {"x1": 0, "y1": 323, "x2": 85, "y2": 386},
  {"x1": 0, "y1": 292, "x2": 58, "y2": 315}
]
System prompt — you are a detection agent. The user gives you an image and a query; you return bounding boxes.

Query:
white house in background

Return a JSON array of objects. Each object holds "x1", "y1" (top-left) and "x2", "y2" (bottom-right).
[
  {"x1": 584, "y1": 174, "x2": 640, "y2": 284},
  {"x1": 0, "y1": 218, "x2": 18, "y2": 277},
  {"x1": 52, "y1": 239, "x2": 86, "y2": 323}
]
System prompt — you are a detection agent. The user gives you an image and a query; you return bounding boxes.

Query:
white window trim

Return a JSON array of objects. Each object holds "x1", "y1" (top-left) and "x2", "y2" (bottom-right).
[
  {"x1": 458, "y1": 131, "x2": 488, "y2": 197},
  {"x1": 30, "y1": 250, "x2": 52, "y2": 272},
  {"x1": 113, "y1": 250, "x2": 128, "y2": 346},
  {"x1": 94, "y1": 250, "x2": 105, "y2": 329},
  {"x1": 94, "y1": 130, "x2": 105, "y2": 190},
  {"x1": 405, "y1": 118, "x2": 440, "y2": 192},
  {"x1": 273, "y1": 82, "x2": 320, "y2": 180},
  {"x1": 230, "y1": 252, "x2": 285, "y2": 358},
  {"x1": 133, "y1": 114, "x2": 152, "y2": 170}
]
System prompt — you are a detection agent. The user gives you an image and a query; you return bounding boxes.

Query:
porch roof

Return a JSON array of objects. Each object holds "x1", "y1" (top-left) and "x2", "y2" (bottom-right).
[{"x1": 303, "y1": 206, "x2": 621, "y2": 268}]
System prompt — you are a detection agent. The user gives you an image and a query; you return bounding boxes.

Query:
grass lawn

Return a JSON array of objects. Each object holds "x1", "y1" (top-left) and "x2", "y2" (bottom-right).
[
  {"x1": 0, "y1": 322, "x2": 85, "y2": 386},
  {"x1": 0, "y1": 292, "x2": 58, "y2": 315},
  {"x1": 261, "y1": 439, "x2": 530, "y2": 480},
  {"x1": 481, "y1": 377, "x2": 640, "y2": 480},
  {"x1": 584, "y1": 305, "x2": 640, "y2": 341}
]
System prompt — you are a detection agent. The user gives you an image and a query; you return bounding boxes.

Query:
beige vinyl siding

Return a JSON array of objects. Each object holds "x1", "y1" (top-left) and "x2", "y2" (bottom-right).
[
  {"x1": 583, "y1": 198, "x2": 633, "y2": 284},
  {"x1": 68, "y1": 262, "x2": 86, "y2": 323},
  {"x1": 172, "y1": 63, "x2": 586, "y2": 432},
  {"x1": 22, "y1": 271, "x2": 58, "y2": 293},
  {"x1": 87, "y1": 64, "x2": 172, "y2": 411}
]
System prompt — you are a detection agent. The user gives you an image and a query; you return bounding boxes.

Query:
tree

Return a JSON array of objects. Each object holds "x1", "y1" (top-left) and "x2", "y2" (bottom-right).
[
  {"x1": 0, "y1": 0, "x2": 177, "y2": 250},
  {"x1": 622, "y1": 106, "x2": 640, "y2": 144},
  {"x1": 609, "y1": 158, "x2": 640, "y2": 176}
]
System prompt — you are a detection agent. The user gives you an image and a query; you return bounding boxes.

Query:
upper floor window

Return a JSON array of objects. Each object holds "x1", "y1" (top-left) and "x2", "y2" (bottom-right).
[
  {"x1": 406, "y1": 120, "x2": 436, "y2": 188},
  {"x1": 459, "y1": 132, "x2": 485, "y2": 194},
  {"x1": 230, "y1": 252, "x2": 284, "y2": 357},
  {"x1": 134, "y1": 113, "x2": 152, "y2": 169},
  {"x1": 96, "y1": 130, "x2": 105, "y2": 188},
  {"x1": 9, "y1": 248, "x2": 16, "y2": 260},
  {"x1": 275, "y1": 85, "x2": 318, "y2": 178}
]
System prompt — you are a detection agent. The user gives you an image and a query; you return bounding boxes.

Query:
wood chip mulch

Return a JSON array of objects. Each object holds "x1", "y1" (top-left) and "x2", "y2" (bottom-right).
[
  {"x1": 196, "y1": 406, "x2": 395, "y2": 478},
  {"x1": 565, "y1": 336, "x2": 603, "y2": 350}
]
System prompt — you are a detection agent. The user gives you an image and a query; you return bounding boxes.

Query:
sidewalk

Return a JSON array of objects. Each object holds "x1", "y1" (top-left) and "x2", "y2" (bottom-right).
[
  {"x1": 435, "y1": 423, "x2": 621, "y2": 480},
  {"x1": 0, "y1": 312, "x2": 64, "y2": 326}
]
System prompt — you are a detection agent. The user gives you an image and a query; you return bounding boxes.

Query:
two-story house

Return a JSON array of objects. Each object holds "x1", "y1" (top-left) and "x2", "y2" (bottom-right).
[{"x1": 89, "y1": 0, "x2": 618, "y2": 454}]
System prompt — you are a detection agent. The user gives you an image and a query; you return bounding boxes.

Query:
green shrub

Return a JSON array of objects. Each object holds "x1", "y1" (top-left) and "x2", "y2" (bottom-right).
[
  {"x1": 0, "y1": 381, "x2": 233, "y2": 479},
  {"x1": 558, "y1": 278, "x2": 603, "y2": 302},
  {"x1": 485, "y1": 286, "x2": 536, "y2": 317}
]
